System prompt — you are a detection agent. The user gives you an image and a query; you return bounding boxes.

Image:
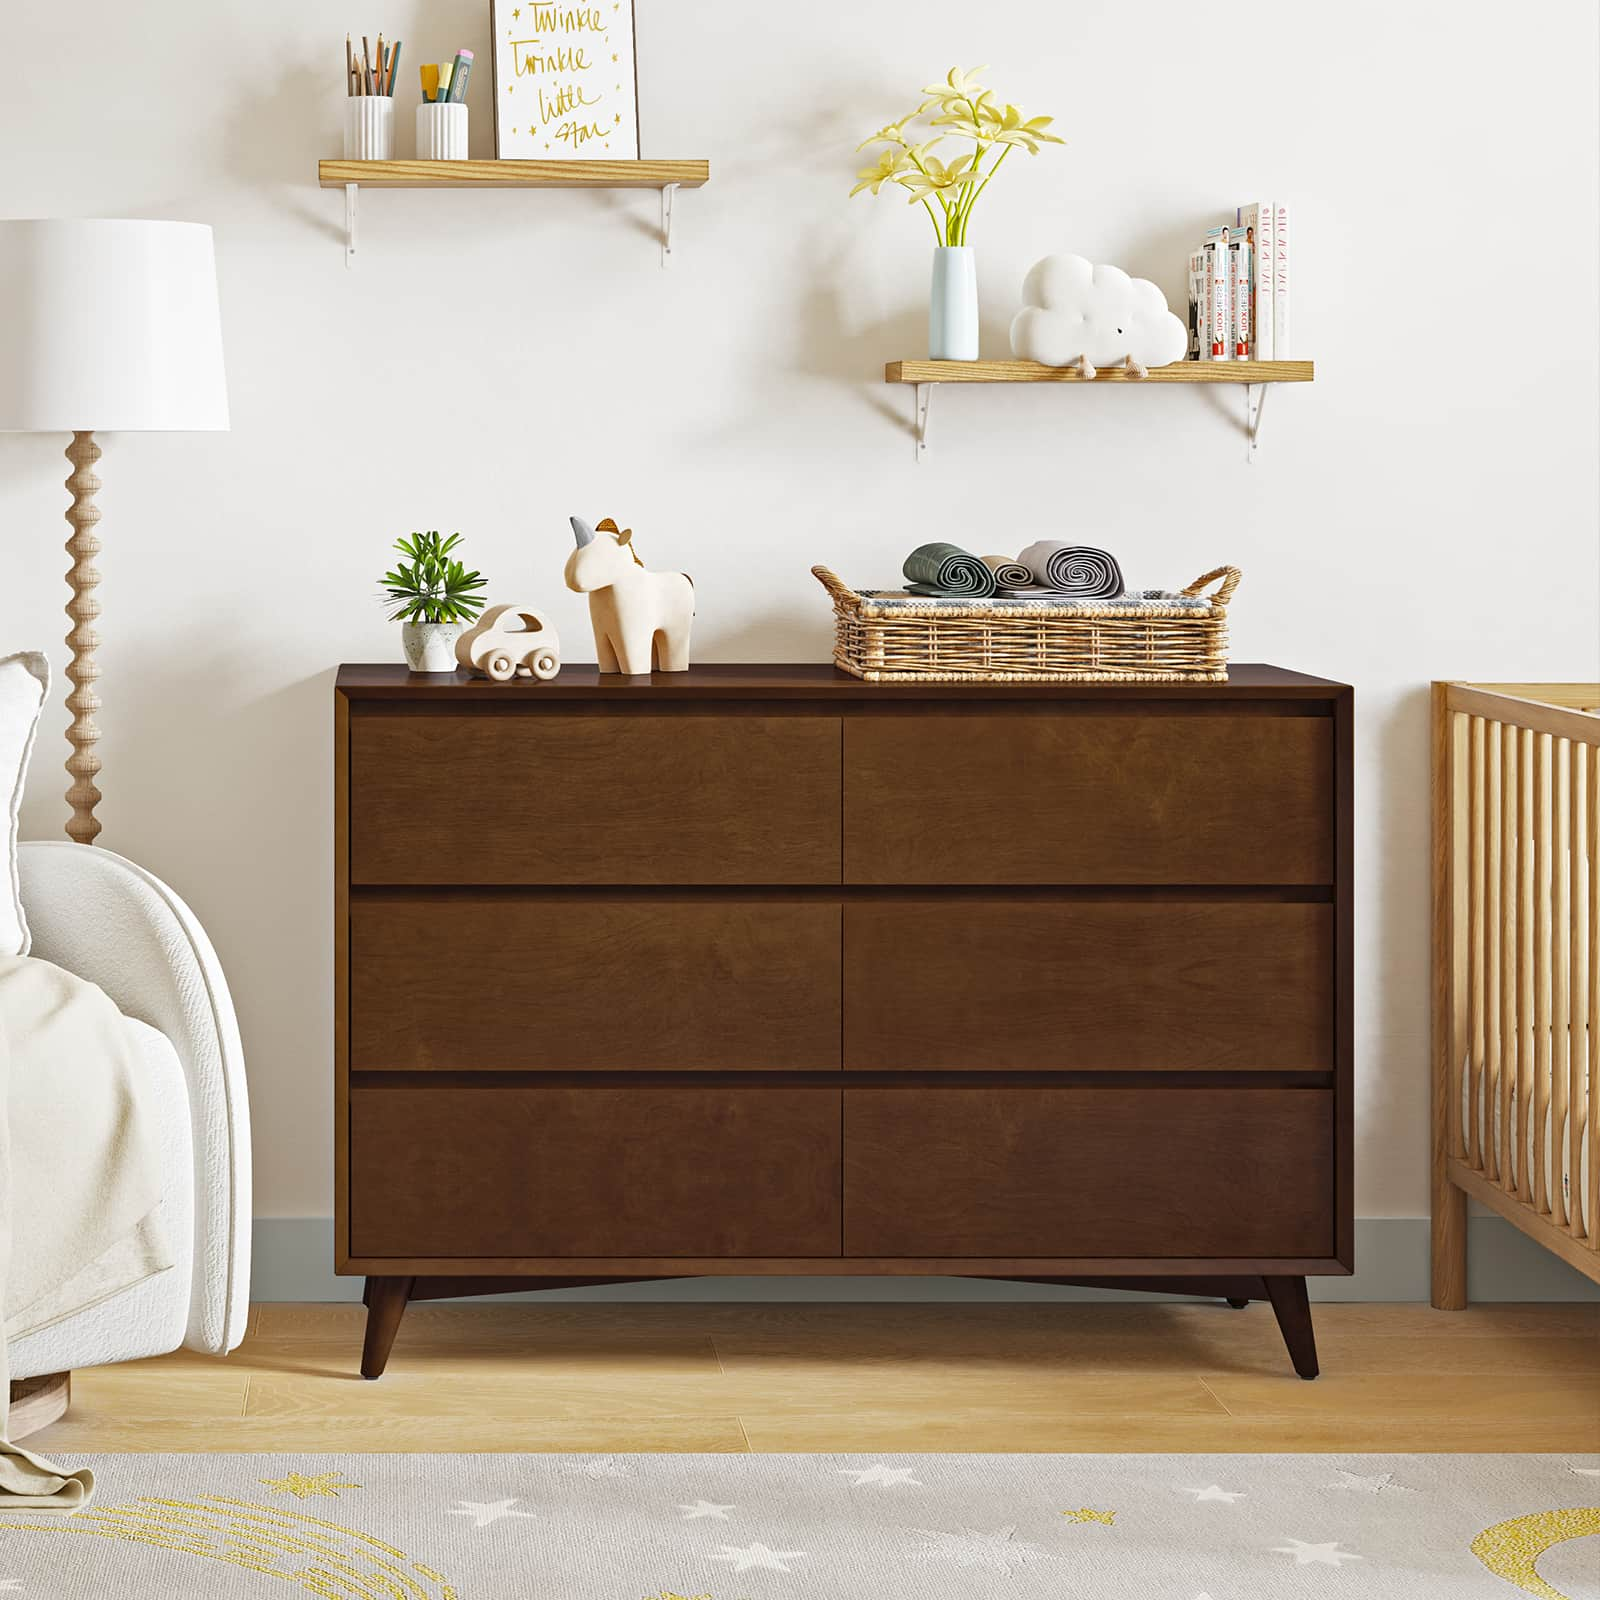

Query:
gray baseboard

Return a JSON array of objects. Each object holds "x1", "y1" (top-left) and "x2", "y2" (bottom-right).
[{"x1": 250, "y1": 1217, "x2": 1600, "y2": 1304}]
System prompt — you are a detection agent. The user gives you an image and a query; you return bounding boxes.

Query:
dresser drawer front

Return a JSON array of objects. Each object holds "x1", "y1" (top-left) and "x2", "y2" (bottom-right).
[
  {"x1": 351, "y1": 1085, "x2": 842, "y2": 1257},
  {"x1": 844, "y1": 901, "x2": 1332, "y2": 1070},
  {"x1": 844, "y1": 1087, "x2": 1333, "y2": 1257},
  {"x1": 352, "y1": 897, "x2": 841, "y2": 1070},
  {"x1": 350, "y1": 713, "x2": 842, "y2": 885},
  {"x1": 844, "y1": 714, "x2": 1333, "y2": 885}
]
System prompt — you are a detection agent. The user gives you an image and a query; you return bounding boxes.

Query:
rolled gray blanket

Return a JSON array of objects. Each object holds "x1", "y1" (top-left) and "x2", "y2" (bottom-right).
[
  {"x1": 903, "y1": 541, "x2": 998, "y2": 598},
  {"x1": 1017, "y1": 540, "x2": 1125, "y2": 599},
  {"x1": 981, "y1": 554, "x2": 1035, "y2": 589}
]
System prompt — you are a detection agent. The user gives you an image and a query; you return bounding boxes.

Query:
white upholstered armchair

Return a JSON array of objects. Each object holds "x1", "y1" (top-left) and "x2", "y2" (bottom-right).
[{"x1": 8, "y1": 841, "x2": 250, "y2": 1395}]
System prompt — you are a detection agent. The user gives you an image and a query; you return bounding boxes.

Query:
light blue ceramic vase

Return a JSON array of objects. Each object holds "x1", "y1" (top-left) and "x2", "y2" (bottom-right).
[{"x1": 929, "y1": 246, "x2": 978, "y2": 360}]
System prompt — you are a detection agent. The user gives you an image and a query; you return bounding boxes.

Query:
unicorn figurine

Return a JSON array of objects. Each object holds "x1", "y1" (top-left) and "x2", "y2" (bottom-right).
[{"x1": 564, "y1": 515, "x2": 695, "y2": 674}]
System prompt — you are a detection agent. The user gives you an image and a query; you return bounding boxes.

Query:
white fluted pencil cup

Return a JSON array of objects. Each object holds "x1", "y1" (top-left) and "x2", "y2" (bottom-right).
[
  {"x1": 416, "y1": 103, "x2": 467, "y2": 160},
  {"x1": 344, "y1": 97, "x2": 395, "y2": 160}
]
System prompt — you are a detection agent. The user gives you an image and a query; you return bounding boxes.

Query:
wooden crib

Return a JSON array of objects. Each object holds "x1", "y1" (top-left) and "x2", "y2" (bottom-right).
[{"x1": 1432, "y1": 682, "x2": 1600, "y2": 1306}]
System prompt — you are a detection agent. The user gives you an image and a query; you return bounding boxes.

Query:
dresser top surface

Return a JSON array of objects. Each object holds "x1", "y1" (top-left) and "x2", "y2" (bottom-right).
[{"x1": 336, "y1": 663, "x2": 1349, "y2": 701}]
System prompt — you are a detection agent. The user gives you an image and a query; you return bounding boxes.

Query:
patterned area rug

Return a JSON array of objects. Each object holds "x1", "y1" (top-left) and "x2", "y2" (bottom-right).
[{"x1": 0, "y1": 1453, "x2": 1595, "y2": 1598}]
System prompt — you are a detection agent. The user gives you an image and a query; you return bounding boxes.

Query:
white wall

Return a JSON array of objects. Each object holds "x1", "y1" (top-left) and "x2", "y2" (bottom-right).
[{"x1": 3, "y1": 3, "x2": 1597, "y2": 1243}]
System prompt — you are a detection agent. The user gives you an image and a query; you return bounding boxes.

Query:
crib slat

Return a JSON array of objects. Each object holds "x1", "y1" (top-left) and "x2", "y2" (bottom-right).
[
  {"x1": 1533, "y1": 732, "x2": 1552, "y2": 1215},
  {"x1": 1486, "y1": 719, "x2": 1504, "y2": 1183},
  {"x1": 1500, "y1": 722, "x2": 1519, "y2": 1195},
  {"x1": 1469, "y1": 715, "x2": 1487, "y2": 1172},
  {"x1": 1517, "y1": 727, "x2": 1536, "y2": 1198},
  {"x1": 1449, "y1": 711, "x2": 1469, "y2": 1164},
  {"x1": 1570, "y1": 740, "x2": 1586, "y2": 1238},
  {"x1": 1552, "y1": 739, "x2": 1571, "y2": 1230},
  {"x1": 1580, "y1": 739, "x2": 1593, "y2": 1248}
]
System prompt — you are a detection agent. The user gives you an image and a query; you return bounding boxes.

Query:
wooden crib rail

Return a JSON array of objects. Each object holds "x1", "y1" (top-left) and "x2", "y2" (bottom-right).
[{"x1": 1433, "y1": 682, "x2": 1600, "y2": 1308}]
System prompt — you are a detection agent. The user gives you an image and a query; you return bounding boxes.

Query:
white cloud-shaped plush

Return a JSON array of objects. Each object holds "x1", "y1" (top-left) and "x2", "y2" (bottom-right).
[{"x1": 1010, "y1": 255, "x2": 1187, "y2": 369}]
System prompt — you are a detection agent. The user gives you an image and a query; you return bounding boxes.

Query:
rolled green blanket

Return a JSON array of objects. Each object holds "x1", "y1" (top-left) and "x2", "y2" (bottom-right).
[{"x1": 903, "y1": 542, "x2": 998, "y2": 598}]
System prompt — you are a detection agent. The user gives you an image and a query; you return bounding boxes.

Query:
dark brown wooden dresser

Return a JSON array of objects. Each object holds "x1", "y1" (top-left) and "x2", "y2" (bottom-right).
[{"x1": 335, "y1": 663, "x2": 1352, "y2": 1379}]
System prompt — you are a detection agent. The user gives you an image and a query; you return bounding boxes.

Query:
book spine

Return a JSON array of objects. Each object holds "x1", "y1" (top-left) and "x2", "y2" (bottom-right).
[
  {"x1": 1204, "y1": 234, "x2": 1230, "y2": 360},
  {"x1": 1256, "y1": 203, "x2": 1274, "y2": 360},
  {"x1": 1272, "y1": 201, "x2": 1290, "y2": 357},
  {"x1": 1230, "y1": 238, "x2": 1250, "y2": 358},
  {"x1": 1186, "y1": 249, "x2": 1203, "y2": 359},
  {"x1": 1235, "y1": 202, "x2": 1272, "y2": 359}
]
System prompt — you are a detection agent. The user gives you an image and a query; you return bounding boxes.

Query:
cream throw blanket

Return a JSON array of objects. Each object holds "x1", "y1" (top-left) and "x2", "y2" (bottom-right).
[{"x1": 0, "y1": 956, "x2": 171, "y2": 1513}]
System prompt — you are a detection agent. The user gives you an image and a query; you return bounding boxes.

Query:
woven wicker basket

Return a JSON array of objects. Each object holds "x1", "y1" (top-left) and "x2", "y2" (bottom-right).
[{"x1": 813, "y1": 564, "x2": 1239, "y2": 683}]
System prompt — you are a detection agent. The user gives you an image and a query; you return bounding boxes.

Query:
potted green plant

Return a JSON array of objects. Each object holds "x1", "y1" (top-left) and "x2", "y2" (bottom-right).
[
  {"x1": 852, "y1": 66, "x2": 1063, "y2": 361},
  {"x1": 379, "y1": 531, "x2": 488, "y2": 672}
]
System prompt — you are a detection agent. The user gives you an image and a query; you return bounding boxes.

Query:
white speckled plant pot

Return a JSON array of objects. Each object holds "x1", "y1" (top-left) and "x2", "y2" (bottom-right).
[{"x1": 400, "y1": 621, "x2": 462, "y2": 673}]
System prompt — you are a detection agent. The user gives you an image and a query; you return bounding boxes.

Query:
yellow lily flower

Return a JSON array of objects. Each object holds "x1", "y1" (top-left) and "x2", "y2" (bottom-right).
[
  {"x1": 984, "y1": 103, "x2": 1065, "y2": 151},
  {"x1": 899, "y1": 150, "x2": 979, "y2": 203},
  {"x1": 855, "y1": 113, "x2": 922, "y2": 151},
  {"x1": 850, "y1": 146, "x2": 911, "y2": 197},
  {"x1": 920, "y1": 64, "x2": 990, "y2": 106}
]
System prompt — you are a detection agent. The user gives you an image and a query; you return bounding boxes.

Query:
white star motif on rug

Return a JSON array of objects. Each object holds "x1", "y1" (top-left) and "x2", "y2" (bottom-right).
[
  {"x1": 1569, "y1": 1465, "x2": 1600, "y2": 1477},
  {"x1": 1273, "y1": 1537, "x2": 1363, "y2": 1567},
  {"x1": 711, "y1": 1542, "x2": 805, "y2": 1574},
  {"x1": 840, "y1": 1465, "x2": 924, "y2": 1487},
  {"x1": 911, "y1": 1525, "x2": 1052, "y2": 1575},
  {"x1": 1181, "y1": 1484, "x2": 1247, "y2": 1503},
  {"x1": 449, "y1": 1497, "x2": 540, "y2": 1529},
  {"x1": 1327, "y1": 1468, "x2": 1410, "y2": 1494},
  {"x1": 562, "y1": 1455, "x2": 631, "y2": 1478},
  {"x1": 678, "y1": 1500, "x2": 735, "y2": 1520}
]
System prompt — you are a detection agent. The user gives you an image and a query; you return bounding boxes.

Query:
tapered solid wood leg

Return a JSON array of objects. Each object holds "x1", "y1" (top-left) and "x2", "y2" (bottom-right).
[
  {"x1": 1431, "y1": 1171, "x2": 1468, "y2": 1309},
  {"x1": 1264, "y1": 1275, "x2": 1319, "y2": 1379},
  {"x1": 360, "y1": 1275, "x2": 414, "y2": 1379}
]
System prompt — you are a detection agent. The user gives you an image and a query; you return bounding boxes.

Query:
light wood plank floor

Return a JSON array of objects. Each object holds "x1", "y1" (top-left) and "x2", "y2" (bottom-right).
[{"x1": 32, "y1": 1301, "x2": 1600, "y2": 1455}]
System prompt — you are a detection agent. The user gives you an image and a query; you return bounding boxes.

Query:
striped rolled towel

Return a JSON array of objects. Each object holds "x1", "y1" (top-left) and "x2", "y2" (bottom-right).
[
  {"x1": 981, "y1": 554, "x2": 1035, "y2": 589},
  {"x1": 903, "y1": 541, "x2": 998, "y2": 598},
  {"x1": 1017, "y1": 541, "x2": 1125, "y2": 599}
]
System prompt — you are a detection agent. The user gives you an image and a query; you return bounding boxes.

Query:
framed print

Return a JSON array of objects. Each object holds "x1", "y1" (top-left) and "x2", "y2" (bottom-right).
[{"x1": 492, "y1": 1, "x2": 640, "y2": 159}]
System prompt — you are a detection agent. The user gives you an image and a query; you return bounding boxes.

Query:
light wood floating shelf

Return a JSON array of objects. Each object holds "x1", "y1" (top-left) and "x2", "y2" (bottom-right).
[
  {"x1": 886, "y1": 359, "x2": 1313, "y2": 384},
  {"x1": 885, "y1": 359, "x2": 1316, "y2": 461},
  {"x1": 318, "y1": 159, "x2": 711, "y2": 268},
  {"x1": 317, "y1": 158, "x2": 709, "y2": 189}
]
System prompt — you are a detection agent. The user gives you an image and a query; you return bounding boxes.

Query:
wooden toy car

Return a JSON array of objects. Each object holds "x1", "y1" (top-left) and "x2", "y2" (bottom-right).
[{"x1": 454, "y1": 604, "x2": 561, "y2": 681}]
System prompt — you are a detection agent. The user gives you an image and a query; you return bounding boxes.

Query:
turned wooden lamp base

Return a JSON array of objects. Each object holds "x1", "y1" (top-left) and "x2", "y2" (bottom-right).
[{"x1": 7, "y1": 1372, "x2": 70, "y2": 1440}]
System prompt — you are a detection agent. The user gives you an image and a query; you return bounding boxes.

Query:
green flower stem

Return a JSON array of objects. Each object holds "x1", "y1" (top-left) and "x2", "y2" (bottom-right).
[{"x1": 956, "y1": 141, "x2": 1011, "y2": 244}]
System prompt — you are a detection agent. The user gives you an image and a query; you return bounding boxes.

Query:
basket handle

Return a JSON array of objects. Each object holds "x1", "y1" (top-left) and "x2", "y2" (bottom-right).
[
  {"x1": 812, "y1": 565, "x2": 860, "y2": 604},
  {"x1": 1180, "y1": 566, "x2": 1242, "y2": 607}
]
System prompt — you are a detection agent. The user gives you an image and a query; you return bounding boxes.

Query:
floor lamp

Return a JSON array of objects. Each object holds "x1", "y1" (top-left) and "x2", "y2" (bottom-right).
[{"x1": 0, "y1": 219, "x2": 228, "y2": 844}]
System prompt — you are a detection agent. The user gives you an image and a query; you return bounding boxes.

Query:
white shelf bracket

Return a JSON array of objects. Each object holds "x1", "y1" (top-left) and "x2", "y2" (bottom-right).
[
  {"x1": 660, "y1": 182, "x2": 679, "y2": 265},
  {"x1": 344, "y1": 183, "x2": 358, "y2": 269},
  {"x1": 1245, "y1": 381, "x2": 1268, "y2": 462},
  {"x1": 914, "y1": 382, "x2": 933, "y2": 460}
]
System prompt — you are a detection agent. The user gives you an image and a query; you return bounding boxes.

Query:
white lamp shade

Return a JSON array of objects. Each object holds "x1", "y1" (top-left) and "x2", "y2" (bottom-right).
[{"x1": 0, "y1": 219, "x2": 228, "y2": 432}]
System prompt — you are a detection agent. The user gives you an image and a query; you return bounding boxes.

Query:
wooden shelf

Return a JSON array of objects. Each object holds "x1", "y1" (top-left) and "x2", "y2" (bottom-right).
[
  {"x1": 320, "y1": 159, "x2": 710, "y2": 268},
  {"x1": 886, "y1": 358, "x2": 1313, "y2": 385},
  {"x1": 887, "y1": 358, "x2": 1314, "y2": 461},
  {"x1": 318, "y1": 158, "x2": 709, "y2": 190}
]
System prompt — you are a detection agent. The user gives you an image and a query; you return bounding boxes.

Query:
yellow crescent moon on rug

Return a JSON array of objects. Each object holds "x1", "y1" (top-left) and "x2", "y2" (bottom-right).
[
  {"x1": 1470, "y1": 1506, "x2": 1600, "y2": 1600},
  {"x1": 0, "y1": 1494, "x2": 459, "y2": 1598}
]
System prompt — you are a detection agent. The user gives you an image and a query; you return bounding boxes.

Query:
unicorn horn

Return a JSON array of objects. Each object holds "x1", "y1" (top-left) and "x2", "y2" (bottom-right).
[{"x1": 569, "y1": 516, "x2": 595, "y2": 548}]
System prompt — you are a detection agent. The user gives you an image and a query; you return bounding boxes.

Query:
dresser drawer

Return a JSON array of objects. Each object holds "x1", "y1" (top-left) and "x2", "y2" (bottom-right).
[
  {"x1": 844, "y1": 901, "x2": 1332, "y2": 1070},
  {"x1": 351, "y1": 1084, "x2": 842, "y2": 1257},
  {"x1": 844, "y1": 713, "x2": 1333, "y2": 884},
  {"x1": 352, "y1": 896, "x2": 841, "y2": 1070},
  {"x1": 349, "y1": 712, "x2": 841, "y2": 884},
  {"x1": 844, "y1": 1087, "x2": 1333, "y2": 1258}
]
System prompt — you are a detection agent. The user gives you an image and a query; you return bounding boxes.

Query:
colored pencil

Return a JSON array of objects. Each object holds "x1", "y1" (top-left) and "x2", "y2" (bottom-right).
[{"x1": 385, "y1": 40, "x2": 401, "y2": 97}]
